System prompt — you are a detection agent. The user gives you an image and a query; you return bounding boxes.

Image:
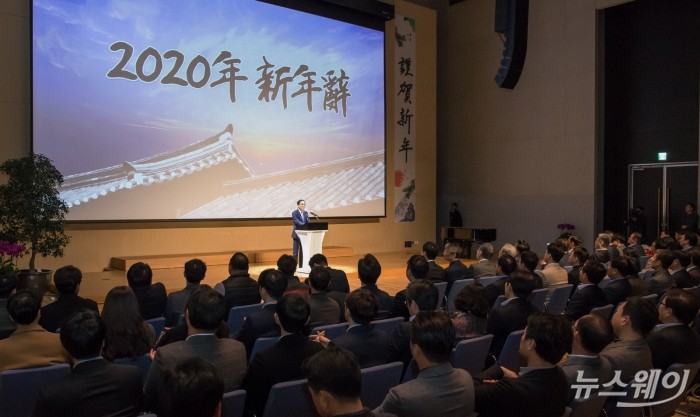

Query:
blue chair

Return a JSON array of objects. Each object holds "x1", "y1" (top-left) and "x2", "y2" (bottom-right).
[
  {"x1": 113, "y1": 353, "x2": 151, "y2": 385},
  {"x1": 222, "y1": 389, "x2": 246, "y2": 417},
  {"x1": 360, "y1": 361, "x2": 403, "y2": 409},
  {"x1": 528, "y1": 288, "x2": 548, "y2": 311},
  {"x1": 262, "y1": 379, "x2": 316, "y2": 417},
  {"x1": 145, "y1": 317, "x2": 166, "y2": 337},
  {"x1": 370, "y1": 317, "x2": 404, "y2": 335},
  {"x1": 249, "y1": 336, "x2": 280, "y2": 363},
  {"x1": 642, "y1": 293, "x2": 658, "y2": 306},
  {"x1": 638, "y1": 255, "x2": 650, "y2": 270},
  {"x1": 590, "y1": 304, "x2": 614, "y2": 321},
  {"x1": 498, "y1": 329, "x2": 525, "y2": 373},
  {"x1": 478, "y1": 275, "x2": 503, "y2": 287},
  {"x1": 311, "y1": 322, "x2": 348, "y2": 341},
  {"x1": 569, "y1": 385, "x2": 612, "y2": 417},
  {"x1": 648, "y1": 361, "x2": 700, "y2": 417},
  {"x1": 227, "y1": 303, "x2": 263, "y2": 338},
  {"x1": 434, "y1": 281, "x2": 448, "y2": 309},
  {"x1": 0, "y1": 363, "x2": 71, "y2": 417},
  {"x1": 401, "y1": 358, "x2": 419, "y2": 383},
  {"x1": 545, "y1": 284, "x2": 573, "y2": 315},
  {"x1": 446, "y1": 279, "x2": 475, "y2": 312},
  {"x1": 451, "y1": 334, "x2": 494, "y2": 375},
  {"x1": 492, "y1": 294, "x2": 507, "y2": 310}
]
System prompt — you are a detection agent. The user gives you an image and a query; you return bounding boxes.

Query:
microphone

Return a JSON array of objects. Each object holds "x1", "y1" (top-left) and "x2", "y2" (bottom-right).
[{"x1": 310, "y1": 212, "x2": 320, "y2": 219}]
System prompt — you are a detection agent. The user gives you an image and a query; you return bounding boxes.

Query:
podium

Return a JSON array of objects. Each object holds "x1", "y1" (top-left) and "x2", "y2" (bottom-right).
[{"x1": 296, "y1": 222, "x2": 328, "y2": 273}]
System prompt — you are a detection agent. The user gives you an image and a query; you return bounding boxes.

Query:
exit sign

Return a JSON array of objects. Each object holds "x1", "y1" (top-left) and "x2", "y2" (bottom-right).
[{"x1": 658, "y1": 152, "x2": 667, "y2": 161}]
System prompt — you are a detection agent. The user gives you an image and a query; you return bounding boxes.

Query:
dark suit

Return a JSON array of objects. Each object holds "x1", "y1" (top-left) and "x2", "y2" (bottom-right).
[
  {"x1": 688, "y1": 266, "x2": 700, "y2": 284},
  {"x1": 445, "y1": 260, "x2": 469, "y2": 295},
  {"x1": 474, "y1": 365, "x2": 569, "y2": 417},
  {"x1": 567, "y1": 265, "x2": 581, "y2": 290},
  {"x1": 163, "y1": 282, "x2": 199, "y2": 327},
  {"x1": 283, "y1": 276, "x2": 310, "y2": 297},
  {"x1": 388, "y1": 321, "x2": 412, "y2": 366},
  {"x1": 33, "y1": 359, "x2": 142, "y2": 417},
  {"x1": 646, "y1": 270, "x2": 674, "y2": 296},
  {"x1": 308, "y1": 292, "x2": 340, "y2": 328},
  {"x1": 600, "y1": 339, "x2": 652, "y2": 382},
  {"x1": 565, "y1": 284, "x2": 610, "y2": 322},
  {"x1": 291, "y1": 208, "x2": 309, "y2": 260},
  {"x1": 629, "y1": 243, "x2": 646, "y2": 258},
  {"x1": 156, "y1": 321, "x2": 230, "y2": 348},
  {"x1": 389, "y1": 288, "x2": 409, "y2": 320},
  {"x1": 218, "y1": 272, "x2": 261, "y2": 316},
  {"x1": 671, "y1": 268, "x2": 699, "y2": 289},
  {"x1": 328, "y1": 267, "x2": 350, "y2": 293},
  {"x1": 560, "y1": 355, "x2": 614, "y2": 403},
  {"x1": 132, "y1": 283, "x2": 168, "y2": 320},
  {"x1": 594, "y1": 249, "x2": 610, "y2": 264},
  {"x1": 426, "y1": 260, "x2": 446, "y2": 282},
  {"x1": 363, "y1": 284, "x2": 393, "y2": 317},
  {"x1": 242, "y1": 333, "x2": 324, "y2": 417},
  {"x1": 145, "y1": 334, "x2": 247, "y2": 412},
  {"x1": 487, "y1": 297, "x2": 538, "y2": 357},
  {"x1": 603, "y1": 277, "x2": 631, "y2": 306},
  {"x1": 331, "y1": 324, "x2": 392, "y2": 368},
  {"x1": 484, "y1": 277, "x2": 507, "y2": 308},
  {"x1": 236, "y1": 303, "x2": 279, "y2": 357},
  {"x1": 39, "y1": 294, "x2": 99, "y2": 333},
  {"x1": 328, "y1": 290, "x2": 348, "y2": 323},
  {"x1": 647, "y1": 323, "x2": 700, "y2": 371}
]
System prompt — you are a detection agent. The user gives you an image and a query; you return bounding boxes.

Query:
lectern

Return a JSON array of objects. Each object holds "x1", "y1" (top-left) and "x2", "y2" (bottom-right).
[{"x1": 296, "y1": 222, "x2": 328, "y2": 273}]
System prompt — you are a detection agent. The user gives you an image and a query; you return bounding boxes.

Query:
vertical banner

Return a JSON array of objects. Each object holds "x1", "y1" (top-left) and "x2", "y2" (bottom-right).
[{"x1": 394, "y1": 16, "x2": 417, "y2": 222}]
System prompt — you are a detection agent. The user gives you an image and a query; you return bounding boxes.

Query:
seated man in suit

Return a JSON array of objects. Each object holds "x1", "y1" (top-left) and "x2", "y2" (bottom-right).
[
  {"x1": 375, "y1": 311, "x2": 476, "y2": 417},
  {"x1": 687, "y1": 248, "x2": 700, "y2": 283},
  {"x1": 469, "y1": 242, "x2": 496, "y2": 280},
  {"x1": 443, "y1": 243, "x2": 469, "y2": 295},
  {"x1": 518, "y1": 251, "x2": 544, "y2": 289},
  {"x1": 565, "y1": 260, "x2": 609, "y2": 322},
  {"x1": 145, "y1": 286, "x2": 247, "y2": 413},
  {"x1": 0, "y1": 291, "x2": 69, "y2": 371},
  {"x1": 593, "y1": 233, "x2": 613, "y2": 264},
  {"x1": 237, "y1": 268, "x2": 287, "y2": 357},
  {"x1": 566, "y1": 246, "x2": 589, "y2": 292},
  {"x1": 278, "y1": 254, "x2": 310, "y2": 297},
  {"x1": 422, "y1": 241, "x2": 446, "y2": 282},
  {"x1": 307, "y1": 266, "x2": 340, "y2": 328},
  {"x1": 158, "y1": 357, "x2": 224, "y2": 417},
  {"x1": 357, "y1": 254, "x2": 392, "y2": 317},
  {"x1": 603, "y1": 257, "x2": 634, "y2": 306},
  {"x1": 33, "y1": 310, "x2": 143, "y2": 417},
  {"x1": 215, "y1": 252, "x2": 261, "y2": 314},
  {"x1": 328, "y1": 288, "x2": 392, "y2": 368},
  {"x1": 242, "y1": 294, "x2": 324, "y2": 417},
  {"x1": 538, "y1": 240, "x2": 568, "y2": 295},
  {"x1": 600, "y1": 296, "x2": 657, "y2": 383},
  {"x1": 0, "y1": 272, "x2": 17, "y2": 339},
  {"x1": 679, "y1": 230, "x2": 698, "y2": 251},
  {"x1": 484, "y1": 253, "x2": 517, "y2": 308},
  {"x1": 648, "y1": 288, "x2": 700, "y2": 371},
  {"x1": 560, "y1": 314, "x2": 614, "y2": 403},
  {"x1": 474, "y1": 313, "x2": 571, "y2": 417},
  {"x1": 308, "y1": 253, "x2": 350, "y2": 293},
  {"x1": 39, "y1": 265, "x2": 99, "y2": 333},
  {"x1": 644, "y1": 250, "x2": 674, "y2": 296},
  {"x1": 389, "y1": 279, "x2": 438, "y2": 366},
  {"x1": 627, "y1": 232, "x2": 646, "y2": 258},
  {"x1": 390, "y1": 254, "x2": 429, "y2": 319},
  {"x1": 487, "y1": 270, "x2": 538, "y2": 357},
  {"x1": 126, "y1": 262, "x2": 167, "y2": 320},
  {"x1": 164, "y1": 258, "x2": 206, "y2": 327},
  {"x1": 670, "y1": 250, "x2": 699, "y2": 288}
]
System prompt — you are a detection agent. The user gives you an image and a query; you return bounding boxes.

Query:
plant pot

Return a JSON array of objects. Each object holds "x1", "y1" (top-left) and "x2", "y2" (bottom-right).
[{"x1": 17, "y1": 269, "x2": 54, "y2": 300}]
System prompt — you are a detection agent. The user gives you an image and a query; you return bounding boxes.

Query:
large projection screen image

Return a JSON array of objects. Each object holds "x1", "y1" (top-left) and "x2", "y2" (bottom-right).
[{"x1": 32, "y1": 0, "x2": 386, "y2": 221}]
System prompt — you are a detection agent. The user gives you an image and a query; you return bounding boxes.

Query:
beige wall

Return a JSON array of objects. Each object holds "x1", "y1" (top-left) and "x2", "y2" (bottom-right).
[
  {"x1": 438, "y1": 0, "x2": 598, "y2": 251},
  {"x1": 0, "y1": 0, "x2": 437, "y2": 272}
]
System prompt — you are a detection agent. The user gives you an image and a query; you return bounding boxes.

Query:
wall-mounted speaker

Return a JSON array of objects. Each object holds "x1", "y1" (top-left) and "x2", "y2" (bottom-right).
[{"x1": 494, "y1": 0, "x2": 529, "y2": 89}]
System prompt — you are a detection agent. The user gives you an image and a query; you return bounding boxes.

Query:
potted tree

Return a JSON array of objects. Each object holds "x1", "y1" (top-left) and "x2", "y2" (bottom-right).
[{"x1": 0, "y1": 154, "x2": 70, "y2": 297}]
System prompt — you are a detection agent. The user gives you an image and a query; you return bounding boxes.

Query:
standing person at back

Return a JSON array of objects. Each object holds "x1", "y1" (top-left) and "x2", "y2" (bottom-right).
[
  {"x1": 164, "y1": 258, "x2": 206, "y2": 327},
  {"x1": 126, "y1": 262, "x2": 167, "y2": 320},
  {"x1": 422, "y1": 242, "x2": 445, "y2": 282},
  {"x1": 215, "y1": 252, "x2": 260, "y2": 316},
  {"x1": 39, "y1": 265, "x2": 99, "y2": 333},
  {"x1": 357, "y1": 254, "x2": 392, "y2": 317}
]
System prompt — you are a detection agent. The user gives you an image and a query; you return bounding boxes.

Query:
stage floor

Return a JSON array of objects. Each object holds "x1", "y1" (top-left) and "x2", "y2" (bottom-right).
[{"x1": 80, "y1": 251, "x2": 476, "y2": 306}]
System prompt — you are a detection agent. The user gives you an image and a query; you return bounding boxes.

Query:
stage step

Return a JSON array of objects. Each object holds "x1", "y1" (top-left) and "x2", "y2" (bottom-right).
[{"x1": 110, "y1": 246, "x2": 355, "y2": 271}]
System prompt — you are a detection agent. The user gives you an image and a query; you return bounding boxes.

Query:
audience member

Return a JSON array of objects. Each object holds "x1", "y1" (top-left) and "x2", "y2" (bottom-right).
[
  {"x1": 593, "y1": 233, "x2": 612, "y2": 264},
  {"x1": 389, "y1": 279, "x2": 439, "y2": 366},
  {"x1": 278, "y1": 254, "x2": 309, "y2": 296},
  {"x1": 303, "y1": 347, "x2": 392, "y2": 417},
  {"x1": 627, "y1": 232, "x2": 646, "y2": 258},
  {"x1": 32, "y1": 310, "x2": 143, "y2": 417},
  {"x1": 645, "y1": 250, "x2": 674, "y2": 296},
  {"x1": 600, "y1": 297, "x2": 657, "y2": 382},
  {"x1": 145, "y1": 286, "x2": 247, "y2": 413},
  {"x1": 498, "y1": 243, "x2": 518, "y2": 259},
  {"x1": 602, "y1": 257, "x2": 633, "y2": 305},
  {"x1": 564, "y1": 260, "x2": 609, "y2": 322},
  {"x1": 390, "y1": 254, "x2": 429, "y2": 319},
  {"x1": 515, "y1": 240, "x2": 531, "y2": 262},
  {"x1": 101, "y1": 285, "x2": 155, "y2": 361},
  {"x1": 39, "y1": 265, "x2": 99, "y2": 333},
  {"x1": 518, "y1": 250, "x2": 544, "y2": 288},
  {"x1": 670, "y1": 250, "x2": 698, "y2": 288},
  {"x1": 0, "y1": 272, "x2": 17, "y2": 338},
  {"x1": 158, "y1": 357, "x2": 224, "y2": 417},
  {"x1": 422, "y1": 241, "x2": 446, "y2": 282},
  {"x1": 375, "y1": 311, "x2": 476, "y2": 417},
  {"x1": 242, "y1": 294, "x2": 324, "y2": 417},
  {"x1": 126, "y1": 262, "x2": 167, "y2": 320},
  {"x1": 474, "y1": 313, "x2": 571, "y2": 417},
  {"x1": 164, "y1": 258, "x2": 206, "y2": 327},
  {"x1": 484, "y1": 254, "x2": 517, "y2": 307},
  {"x1": 443, "y1": 243, "x2": 469, "y2": 294},
  {"x1": 237, "y1": 268, "x2": 287, "y2": 356},
  {"x1": 469, "y1": 242, "x2": 496, "y2": 279},
  {"x1": 538, "y1": 241, "x2": 568, "y2": 301},
  {"x1": 357, "y1": 254, "x2": 392, "y2": 316},
  {"x1": 308, "y1": 253, "x2": 350, "y2": 293},
  {"x1": 215, "y1": 252, "x2": 261, "y2": 314},
  {"x1": 0, "y1": 291, "x2": 69, "y2": 371},
  {"x1": 560, "y1": 314, "x2": 614, "y2": 402},
  {"x1": 487, "y1": 270, "x2": 538, "y2": 357},
  {"x1": 307, "y1": 266, "x2": 341, "y2": 328},
  {"x1": 451, "y1": 284, "x2": 489, "y2": 341},
  {"x1": 567, "y1": 246, "x2": 589, "y2": 290},
  {"x1": 647, "y1": 289, "x2": 700, "y2": 371}
]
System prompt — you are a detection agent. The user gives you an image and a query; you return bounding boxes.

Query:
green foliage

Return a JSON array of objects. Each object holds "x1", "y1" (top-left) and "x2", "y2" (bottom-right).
[{"x1": 0, "y1": 154, "x2": 70, "y2": 270}]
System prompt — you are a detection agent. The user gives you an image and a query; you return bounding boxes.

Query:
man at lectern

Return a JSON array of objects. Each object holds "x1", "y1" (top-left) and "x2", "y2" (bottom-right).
[{"x1": 291, "y1": 199, "x2": 310, "y2": 261}]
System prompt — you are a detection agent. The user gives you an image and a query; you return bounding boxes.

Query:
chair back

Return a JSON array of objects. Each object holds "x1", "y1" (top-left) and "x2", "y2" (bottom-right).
[
  {"x1": 641, "y1": 293, "x2": 658, "y2": 306},
  {"x1": 434, "y1": 281, "x2": 448, "y2": 309},
  {"x1": 604, "y1": 379, "x2": 646, "y2": 417},
  {"x1": 451, "y1": 334, "x2": 494, "y2": 375},
  {"x1": 564, "y1": 265, "x2": 574, "y2": 272},
  {"x1": 648, "y1": 361, "x2": 700, "y2": 417},
  {"x1": 528, "y1": 288, "x2": 548, "y2": 311},
  {"x1": 590, "y1": 304, "x2": 614, "y2": 321},
  {"x1": 0, "y1": 363, "x2": 71, "y2": 417},
  {"x1": 569, "y1": 385, "x2": 612, "y2": 417},
  {"x1": 228, "y1": 303, "x2": 263, "y2": 338},
  {"x1": 113, "y1": 353, "x2": 152, "y2": 385},
  {"x1": 222, "y1": 389, "x2": 246, "y2": 417},
  {"x1": 598, "y1": 277, "x2": 611, "y2": 288},
  {"x1": 145, "y1": 317, "x2": 166, "y2": 337},
  {"x1": 446, "y1": 279, "x2": 474, "y2": 312},
  {"x1": 685, "y1": 285, "x2": 700, "y2": 298},
  {"x1": 478, "y1": 276, "x2": 503, "y2": 287},
  {"x1": 639, "y1": 255, "x2": 650, "y2": 270},
  {"x1": 498, "y1": 329, "x2": 526, "y2": 373},
  {"x1": 249, "y1": 336, "x2": 280, "y2": 363},
  {"x1": 546, "y1": 285, "x2": 574, "y2": 315},
  {"x1": 401, "y1": 358, "x2": 419, "y2": 383},
  {"x1": 370, "y1": 317, "x2": 404, "y2": 335},
  {"x1": 360, "y1": 361, "x2": 403, "y2": 409},
  {"x1": 492, "y1": 295, "x2": 507, "y2": 310},
  {"x1": 262, "y1": 379, "x2": 317, "y2": 417},
  {"x1": 311, "y1": 323, "x2": 348, "y2": 341}
]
